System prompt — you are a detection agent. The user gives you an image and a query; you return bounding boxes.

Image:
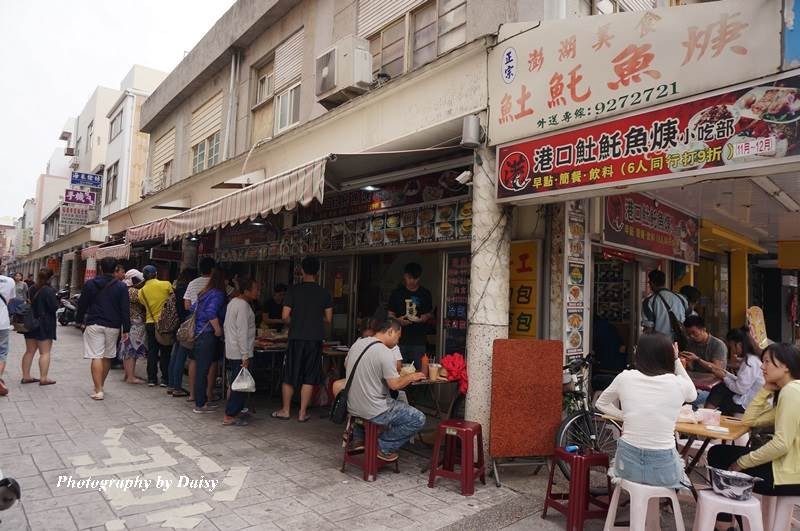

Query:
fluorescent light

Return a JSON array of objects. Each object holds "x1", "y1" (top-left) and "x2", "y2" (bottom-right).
[
  {"x1": 361, "y1": 185, "x2": 380, "y2": 192},
  {"x1": 751, "y1": 176, "x2": 800, "y2": 213}
]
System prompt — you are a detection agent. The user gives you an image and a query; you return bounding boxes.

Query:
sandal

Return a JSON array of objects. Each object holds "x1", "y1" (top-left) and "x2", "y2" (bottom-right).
[
  {"x1": 223, "y1": 417, "x2": 249, "y2": 426},
  {"x1": 172, "y1": 390, "x2": 189, "y2": 397},
  {"x1": 271, "y1": 411, "x2": 290, "y2": 420},
  {"x1": 298, "y1": 414, "x2": 312, "y2": 423},
  {"x1": 20, "y1": 378, "x2": 40, "y2": 384},
  {"x1": 39, "y1": 380, "x2": 56, "y2": 386}
]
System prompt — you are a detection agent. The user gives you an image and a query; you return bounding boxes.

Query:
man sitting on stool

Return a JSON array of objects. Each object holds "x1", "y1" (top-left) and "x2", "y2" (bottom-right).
[{"x1": 345, "y1": 318, "x2": 426, "y2": 462}]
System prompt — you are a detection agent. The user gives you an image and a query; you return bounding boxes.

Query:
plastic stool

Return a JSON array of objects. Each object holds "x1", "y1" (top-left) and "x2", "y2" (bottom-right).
[
  {"x1": 341, "y1": 417, "x2": 399, "y2": 482},
  {"x1": 604, "y1": 479, "x2": 686, "y2": 531},
  {"x1": 693, "y1": 489, "x2": 763, "y2": 531},
  {"x1": 543, "y1": 448, "x2": 611, "y2": 531},
  {"x1": 760, "y1": 495, "x2": 800, "y2": 531},
  {"x1": 427, "y1": 419, "x2": 485, "y2": 496}
]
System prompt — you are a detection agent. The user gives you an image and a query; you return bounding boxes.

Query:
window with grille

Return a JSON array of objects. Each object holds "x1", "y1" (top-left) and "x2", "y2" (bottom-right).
[
  {"x1": 257, "y1": 72, "x2": 274, "y2": 104},
  {"x1": 191, "y1": 131, "x2": 221, "y2": 174},
  {"x1": 274, "y1": 83, "x2": 301, "y2": 134}
]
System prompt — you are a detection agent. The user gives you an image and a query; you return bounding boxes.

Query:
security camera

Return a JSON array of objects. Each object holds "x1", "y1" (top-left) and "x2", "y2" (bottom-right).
[{"x1": 455, "y1": 170, "x2": 473, "y2": 185}]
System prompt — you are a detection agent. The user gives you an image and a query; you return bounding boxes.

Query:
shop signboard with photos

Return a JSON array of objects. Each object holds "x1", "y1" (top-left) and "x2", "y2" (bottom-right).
[
  {"x1": 564, "y1": 200, "x2": 589, "y2": 361},
  {"x1": 488, "y1": 0, "x2": 782, "y2": 145},
  {"x1": 604, "y1": 193, "x2": 699, "y2": 265},
  {"x1": 443, "y1": 251, "x2": 470, "y2": 355},
  {"x1": 509, "y1": 241, "x2": 539, "y2": 339},
  {"x1": 497, "y1": 71, "x2": 800, "y2": 202}
]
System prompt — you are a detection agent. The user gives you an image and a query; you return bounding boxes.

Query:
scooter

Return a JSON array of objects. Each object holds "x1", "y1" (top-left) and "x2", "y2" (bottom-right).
[{"x1": 57, "y1": 294, "x2": 80, "y2": 326}]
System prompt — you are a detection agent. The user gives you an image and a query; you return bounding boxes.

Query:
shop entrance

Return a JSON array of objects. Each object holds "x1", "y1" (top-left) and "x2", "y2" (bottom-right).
[{"x1": 696, "y1": 253, "x2": 731, "y2": 338}]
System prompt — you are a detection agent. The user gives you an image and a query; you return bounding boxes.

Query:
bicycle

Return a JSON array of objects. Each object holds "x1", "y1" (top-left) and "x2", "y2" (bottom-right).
[{"x1": 554, "y1": 353, "x2": 622, "y2": 484}]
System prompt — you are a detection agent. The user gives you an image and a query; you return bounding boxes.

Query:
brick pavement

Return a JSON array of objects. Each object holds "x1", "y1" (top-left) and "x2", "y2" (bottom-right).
[{"x1": 0, "y1": 327, "x2": 518, "y2": 530}]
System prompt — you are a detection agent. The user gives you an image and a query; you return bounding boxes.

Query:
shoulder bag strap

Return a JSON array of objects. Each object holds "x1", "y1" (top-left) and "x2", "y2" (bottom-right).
[
  {"x1": 655, "y1": 290, "x2": 675, "y2": 314},
  {"x1": 342, "y1": 341, "x2": 381, "y2": 396}
]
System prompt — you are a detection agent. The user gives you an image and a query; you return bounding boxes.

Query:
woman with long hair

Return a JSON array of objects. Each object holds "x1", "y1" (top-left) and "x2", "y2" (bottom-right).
[
  {"x1": 168, "y1": 268, "x2": 197, "y2": 397},
  {"x1": 708, "y1": 343, "x2": 800, "y2": 501},
  {"x1": 191, "y1": 268, "x2": 227, "y2": 413},
  {"x1": 20, "y1": 269, "x2": 58, "y2": 386},
  {"x1": 119, "y1": 270, "x2": 147, "y2": 384},
  {"x1": 704, "y1": 328, "x2": 764, "y2": 415},
  {"x1": 596, "y1": 333, "x2": 697, "y2": 488}
]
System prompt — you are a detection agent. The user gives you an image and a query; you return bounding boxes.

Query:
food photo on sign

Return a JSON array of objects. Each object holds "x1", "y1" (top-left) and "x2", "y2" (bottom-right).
[{"x1": 496, "y1": 72, "x2": 800, "y2": 200}]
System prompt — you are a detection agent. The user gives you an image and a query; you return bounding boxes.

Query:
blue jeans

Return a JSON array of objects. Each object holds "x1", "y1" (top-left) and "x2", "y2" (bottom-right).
[
  {"x1": 399, "y1": 344, "x2": 426, "y2": 371},
  {"x1": 194, "y1": 332, "x2": 219, "y2": 408},
  {"x1": 0, "y1": 329, "x2": 9, "y2": 364},
  {"x1": 353, "y1": 400, "x2": 426, "y2": 454},
  {"x1": 692, "y1": 389, "x2": 710, "y2": 410},
  {"x1": 225, "y1": 358, "x2": 247, "y2": 417},
  {"x1": 168, "y1": 343, "x2": 188, "y2": 390},
  {"x1": 612, "y1": 439, "x2": 688, "y2": 489}
]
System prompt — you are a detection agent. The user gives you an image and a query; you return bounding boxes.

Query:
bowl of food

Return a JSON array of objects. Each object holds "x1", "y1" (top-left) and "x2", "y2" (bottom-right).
[{"x1": 707, "y1": 467, "x2": 762, "y2": 501}]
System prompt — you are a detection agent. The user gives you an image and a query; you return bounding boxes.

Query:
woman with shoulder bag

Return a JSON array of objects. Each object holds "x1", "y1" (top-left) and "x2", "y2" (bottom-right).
[
  {"x1": 20, "y1": 269, "x2": 58, "y2": 386},
  {"x1": 119, "y1": 270, "x2": 147, "y2": 384}
]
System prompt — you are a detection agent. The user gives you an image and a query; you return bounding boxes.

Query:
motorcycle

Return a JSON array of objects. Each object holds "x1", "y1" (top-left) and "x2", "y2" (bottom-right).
[{"x1": 57, "y1": 293, "x2": 80, "y2": 326}]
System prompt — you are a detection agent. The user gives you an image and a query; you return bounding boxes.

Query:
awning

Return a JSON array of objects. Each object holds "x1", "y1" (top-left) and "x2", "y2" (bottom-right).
[
  {"x1": 128, "y1": 146, "x2": 470, "y2": 243},
  {"x1": 126, "y1": 219, "x2": 169, "y2": 244},
  {"x1": 81, "y1": 243, "x2": 131, "y2": 260}
]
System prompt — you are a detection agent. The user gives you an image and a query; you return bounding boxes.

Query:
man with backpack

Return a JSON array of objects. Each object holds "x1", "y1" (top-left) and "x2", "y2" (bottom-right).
[
  {"x1": 76, "y1": 257, "x2": 131, "y2": 401},
  {"x1": 641, "y1": 269, "x2": 689, "y2": 341},
  {"x1": 0, "y1": 265, "x2": 16, "y2": 396}
]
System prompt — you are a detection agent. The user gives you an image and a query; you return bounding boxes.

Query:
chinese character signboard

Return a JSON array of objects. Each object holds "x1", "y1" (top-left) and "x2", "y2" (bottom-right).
[
  {"x1": 489, "y1": 0, "x2": 782, "y2": 145},
  {"x1": 64, "y1": 189, "x2": 96, "y2": 205},
  {"x1": 70, "y1": 171, "x2": 103, "y2": 189},
  {"x1": 604, "y1": 193, "x2": 699, "y2": 265},
  {"x1": 59, "y1": 204, "x2": 90, "y2": 227},
  {"x1": 497, "y1": 71, "x2": 800, "y2": 201},
  {"x1": 442, "y1": 251, "x2": 470, "y2": 355},
  {"x1": 563, "y1": 200, "x2": 590, "y2": 361},
  {"x1": 509, "y1": 241, "x2": 539, "y2": 339}
]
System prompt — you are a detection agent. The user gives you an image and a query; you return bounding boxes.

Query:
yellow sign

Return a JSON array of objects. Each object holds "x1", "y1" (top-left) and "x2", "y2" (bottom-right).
[{"x1": 509, "y1": 241, "x2": 539, "y2": 338}]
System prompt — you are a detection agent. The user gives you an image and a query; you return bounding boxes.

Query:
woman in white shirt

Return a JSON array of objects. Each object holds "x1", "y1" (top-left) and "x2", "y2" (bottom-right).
[
  {"x1": 222, "y1": 277, "x2": 258, "y2": 426},
  {"x1": 596, "y1": 333, "x2": 697, "y2": 488},
  {"x1": 704, "y1": 328, "x2": 764, "y2": 416}
]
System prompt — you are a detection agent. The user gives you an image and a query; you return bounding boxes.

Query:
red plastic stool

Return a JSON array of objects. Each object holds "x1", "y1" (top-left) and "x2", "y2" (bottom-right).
[
  {"x1": 427, "y1": 419, "x2": 486, "y2": 496},
  {"x1": 341, "y1": 417, "x2": 399, "y2": 482},
  {"x1": 542, "y1": 447, "x2": 611, "y2": 531}
]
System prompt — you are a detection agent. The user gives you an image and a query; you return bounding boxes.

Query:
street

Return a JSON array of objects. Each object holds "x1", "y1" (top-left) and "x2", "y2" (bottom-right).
[{"x1": 0, "y1": 327, "x2": 523, "y2": 531}]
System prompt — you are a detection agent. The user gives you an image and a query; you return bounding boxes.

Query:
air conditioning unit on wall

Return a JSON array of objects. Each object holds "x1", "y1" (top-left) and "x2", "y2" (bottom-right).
[{"x1": 316, "y1": 35, "x2": 372, "y2": 110}]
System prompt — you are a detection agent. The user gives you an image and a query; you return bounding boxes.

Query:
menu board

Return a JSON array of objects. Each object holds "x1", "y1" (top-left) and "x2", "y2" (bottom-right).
[
  {"x1": 509, "y1": 241, "x2": 539, "y2": 339},
  {"x1": 563, "y1": 200, "x2": 590, "y2": 361},
  {"x1": 443, "y1": 251, "x2": 470, "y2": 356},
  {"x1": 299, "y1": 170, "x2": 470, "y2": 223}
]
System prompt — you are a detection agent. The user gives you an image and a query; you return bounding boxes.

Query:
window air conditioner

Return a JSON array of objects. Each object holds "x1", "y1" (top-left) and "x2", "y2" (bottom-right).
[{"x1": 316, "y1": 35, "x2": 372, "y2": 110}]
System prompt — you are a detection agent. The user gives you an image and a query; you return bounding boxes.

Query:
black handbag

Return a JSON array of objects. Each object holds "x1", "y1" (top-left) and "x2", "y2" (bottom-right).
[{"x1": 329, "y1": 340, "x2": 380, "y2": 424}]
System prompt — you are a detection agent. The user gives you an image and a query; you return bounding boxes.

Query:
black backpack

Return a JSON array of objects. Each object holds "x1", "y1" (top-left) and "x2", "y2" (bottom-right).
[{"x1": 10, "y1": 290, "x2": 41, "y2": 334}]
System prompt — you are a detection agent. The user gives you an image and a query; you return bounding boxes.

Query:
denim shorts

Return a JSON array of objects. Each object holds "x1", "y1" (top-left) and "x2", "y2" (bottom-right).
[
  {"x1": 0, "y1": 328, "x2": 9, "y2": 363},
  {"x1": 610, "y1": 439, "x2": 689, "y2": 490}
]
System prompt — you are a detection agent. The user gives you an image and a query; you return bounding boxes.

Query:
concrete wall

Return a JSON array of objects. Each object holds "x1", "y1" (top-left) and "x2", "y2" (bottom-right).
[
  {"x1": 46, "y1": 148, "x2": 72, "y2": 178},
  {"x1": 33, "y1": 174, "x2": 68, "y2": 250},
  {"x1": 76, "y1": 86, "x2": 122, "y2": 174},
  {"x1": 121, "y1": 64, "x2": 167, "y2": 93}
]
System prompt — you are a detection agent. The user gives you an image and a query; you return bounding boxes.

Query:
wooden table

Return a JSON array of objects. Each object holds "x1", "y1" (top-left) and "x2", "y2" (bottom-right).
[{"x1": 676, "y1": 416, "x2": 750, "y2": 479}]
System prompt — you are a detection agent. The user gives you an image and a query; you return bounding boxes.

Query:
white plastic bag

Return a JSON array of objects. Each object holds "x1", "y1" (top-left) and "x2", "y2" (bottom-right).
[{"x1": 231, "y1": 367, "x2": 256, "y2": 392}]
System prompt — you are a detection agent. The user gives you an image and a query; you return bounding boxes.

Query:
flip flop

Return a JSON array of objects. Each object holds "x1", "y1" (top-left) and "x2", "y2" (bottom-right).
[
  {"x1": 298, "y1": 414, "x2": 312, "y2": 423},
  {"x1": 39, "y1": 380, "x2": 56, "y2": 386},
  {"x1": 20, "y1": 378, "x2": 39, "y2": 384},
  {"x1": 271, "y1": 411, "x2": 290, "y2": 420}
]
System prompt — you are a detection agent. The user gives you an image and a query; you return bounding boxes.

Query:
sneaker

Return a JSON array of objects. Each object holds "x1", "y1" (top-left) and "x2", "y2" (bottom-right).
[
  {"x1": 147, "y1": 382, "x2": 156, "y2": 387},
  {"x1": 193, "y1": 406, "x2": 215, "y2": 414},
  {"x1": 159, "y1": 382, "x2": 167, "y2": 388},
  {"x1": 377, "y1": 451, "x2": 398, "y2": 462}
]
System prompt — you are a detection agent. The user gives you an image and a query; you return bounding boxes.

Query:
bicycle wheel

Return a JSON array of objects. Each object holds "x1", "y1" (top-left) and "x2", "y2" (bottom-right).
[{"x1": 554, "y1": 411, "x2": 622, "y2": 481}]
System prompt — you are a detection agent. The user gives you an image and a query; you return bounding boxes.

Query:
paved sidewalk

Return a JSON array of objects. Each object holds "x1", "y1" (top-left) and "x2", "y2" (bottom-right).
[{"x1": 0, "y1": 327, "x2": 517, "y2": 530}]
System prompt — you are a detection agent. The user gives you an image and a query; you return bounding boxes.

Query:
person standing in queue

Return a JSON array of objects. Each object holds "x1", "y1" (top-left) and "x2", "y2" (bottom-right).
[
  {"x1": 223, "y1": 276, "x2": 259, "y2": 426},
  {"x1": 138, "y1": 265, "x2": 174, "y2": 387},
  {"x1": 191, "y1": 268, "x2": 227, "y2": 414},
  {"x1": 183, "y1": 258, "x2": 215, "y2": 402},
  {"x1": 387, "y1": 263, "x2": 434, "y2": 370},
  {"x1": 273, "y1": 257, "x2": 332, "y2": 422}
]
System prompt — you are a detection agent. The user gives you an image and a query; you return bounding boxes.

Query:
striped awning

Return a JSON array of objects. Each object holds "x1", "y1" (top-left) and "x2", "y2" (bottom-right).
[
  {"x1": 163, "y1": 156, "x2": 327, "y2": 241},
  {"x1": 82, "y1": 243, "x2": 131, "y2": 260},
  {"x1": 126, "y1": 218, "x2": 169, "y2": 244}
]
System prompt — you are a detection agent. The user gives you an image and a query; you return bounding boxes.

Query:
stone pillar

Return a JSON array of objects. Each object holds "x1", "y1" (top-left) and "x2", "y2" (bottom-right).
[
  {"x1": 181, "y1": 239, "x2": 198, "y2": 271},
  {"x1": 465, "y1": 144, "x2": 511, "y2": 460},
  {"x1": 60, "y1": 253, "x2": 72, "y2": 289}
]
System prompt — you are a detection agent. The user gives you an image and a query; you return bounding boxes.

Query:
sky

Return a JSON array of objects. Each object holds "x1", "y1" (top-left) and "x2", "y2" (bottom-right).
[{"x1": 0, "y1": 0, "x2": 236, "y2": 220}]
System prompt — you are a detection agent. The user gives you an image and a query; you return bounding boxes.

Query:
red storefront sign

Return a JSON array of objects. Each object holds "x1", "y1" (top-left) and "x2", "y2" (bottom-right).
[
  {"x1": 604, "y1": 193, "x2": 699, "y2": 265},
  {"x1": 497, "y1": 72, "x2": 800, "y2": 201}
]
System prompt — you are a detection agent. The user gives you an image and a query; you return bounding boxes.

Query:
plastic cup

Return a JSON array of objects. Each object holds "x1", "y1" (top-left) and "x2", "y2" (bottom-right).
[{"x1": 428, "y1": 363, "x2": 441, "y2": 381}]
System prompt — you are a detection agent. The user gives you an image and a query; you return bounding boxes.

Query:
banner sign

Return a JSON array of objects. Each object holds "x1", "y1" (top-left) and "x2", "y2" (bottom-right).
[
  {"x1": 509, "y1": 241, "x2": 539, "y2": 339},
  {"x1": 563, "y1": 200, "x2": 589, "y2": 361},
  {"x1": 298, "y1": 171, "x2": 469, "y2": 224},
  {"x1": 497, "y1": 72, "x2": 800, "y2": 201},
  {"x1": 70, "y1": 171, "x2": 103, "y2": 189},
  {"x1": 59, "y1": 204, "x2": 90, "y2": 227},
  {"x1": 604, "y1": 193, "x2": 699, "y2": 265},
  {"x1": 64, "y1": 189, "x2": 96, "y2": 205},
  {"x1": 488, "y1": 0, "x2": 782, "y2": 145}
]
